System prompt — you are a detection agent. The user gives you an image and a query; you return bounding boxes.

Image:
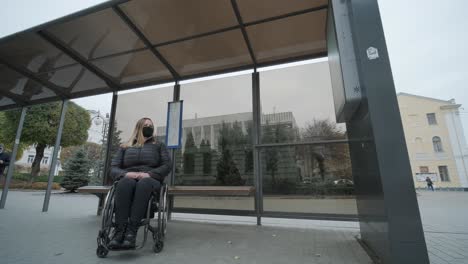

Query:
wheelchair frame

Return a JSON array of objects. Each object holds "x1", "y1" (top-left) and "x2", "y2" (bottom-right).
[{"x1": 96, "y1": 180, "x2": 169, "y2": 258}]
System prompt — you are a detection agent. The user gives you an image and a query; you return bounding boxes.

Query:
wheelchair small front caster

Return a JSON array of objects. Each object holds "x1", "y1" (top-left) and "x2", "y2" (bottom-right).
[
  {"x1": 96, "y1": 246, "x2": 109, "y2": 258},
  {"x1": 153, "y1": 240, "x2": 164, "y2": 253}
]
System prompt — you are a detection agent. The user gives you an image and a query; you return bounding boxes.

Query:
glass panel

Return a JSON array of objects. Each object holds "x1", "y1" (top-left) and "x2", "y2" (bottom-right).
[
  {"x1": 39, "y1": 65, "x2": 107, "y2": 93},
  {"x1": 261, "y1": 144, "x2": 357, "y2": 215},
  {"x1": 0, "y1": 65, "x2": 25, "y2": 94},
  {"x1": 36, "y1": 65, "x2": 109, "y2": 94},
  {"x1": 0, "y1": 33, "x2": 76, "y2": 73},
  {"x1": 158, "y1": 30, "x2": 252, "y2": 76},
  {"x1": 0, "y1": 97, "x2": 15, "y2": 107},
  {"x1": 259, "y1": 61, "x2": 356, "y2": 216},
  {"x1": 0, "y1": 65, "x2": 57, "y2": 102},
  {"x1": 247, "y1": 10, "x2": 327, "y2": 64},
  {"x1": 120, "y1": 0, "x2": 238, "y2": 44},
  {"x1": 71, "y1": 94, "x2": 114, "y2": 186},
  {"x1": 115, "y1": 86, "x2": 173, "y2": 145},
  {"x1": 236, "y1": 0, "x2": 328, "y2": 23},
  {"x1": 170, "y1": 74, "x2": 254, "y2": 211},
  {"x1": 47, "y1": 8, "x2": 144, "y2": 60},
  {"x1": 91, "y1": 50, "x2": 172, "y2": 85},
  {"x1": 1, "y1": 103, "x2": 61, "y2": 191},
  {"x1": 260, "y1": 61, "x2": 340, "y2": 144}
]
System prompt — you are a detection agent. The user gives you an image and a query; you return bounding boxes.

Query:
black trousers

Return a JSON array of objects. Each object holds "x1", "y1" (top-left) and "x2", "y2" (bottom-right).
[{"x1": 114, "y1": 177, "x2": 161, "y2": 225}]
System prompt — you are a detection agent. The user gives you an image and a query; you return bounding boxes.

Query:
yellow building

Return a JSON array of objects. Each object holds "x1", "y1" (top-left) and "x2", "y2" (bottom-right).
[{"x1": 398, "y1": 93, "x2": 468, "y2": 189}]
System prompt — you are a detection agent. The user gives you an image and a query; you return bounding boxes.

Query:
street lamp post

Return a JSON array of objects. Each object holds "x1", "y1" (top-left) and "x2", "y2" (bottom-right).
[{"x1": 89, "y1": 111, "x2": 109, "y2": 184}]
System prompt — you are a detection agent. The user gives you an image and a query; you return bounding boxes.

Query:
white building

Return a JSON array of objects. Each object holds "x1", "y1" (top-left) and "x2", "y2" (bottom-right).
[{"x1": 156, "y1": 111, "x2": 297, "y2": 151}]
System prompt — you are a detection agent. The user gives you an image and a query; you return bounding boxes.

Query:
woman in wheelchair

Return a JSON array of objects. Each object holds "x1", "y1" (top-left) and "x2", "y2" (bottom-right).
[{"x1": 108, "y1": 117, "x2": 171, "y2": 250}]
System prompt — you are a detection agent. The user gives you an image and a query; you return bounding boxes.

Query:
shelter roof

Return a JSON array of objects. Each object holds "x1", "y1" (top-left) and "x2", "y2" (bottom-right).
[{"x1": 0, "y1": 0, "x2": 328, "y2": 110}]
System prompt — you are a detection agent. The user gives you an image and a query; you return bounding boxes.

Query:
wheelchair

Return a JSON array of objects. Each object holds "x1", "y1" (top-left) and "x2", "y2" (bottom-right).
[{"x1": 96, "y1": 180, "x2": 169, "y2": 258}]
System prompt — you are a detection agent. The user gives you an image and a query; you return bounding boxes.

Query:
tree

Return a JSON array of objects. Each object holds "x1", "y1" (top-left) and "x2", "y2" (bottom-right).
[
  {"x1": 215, "y1": 122, "x2": 245, "y2": 186},
  {"x1": 200, "y1": 140, "x2": 212, "y2": 174},
  {"x1": 2, "y1": 102, "x2": 91, "y2": 182},
  {"x1": 60, "y1": 147, "x2": 92, "y2": 192},
  {"x1": 302, "y1": 119, "x2": 351, "y2": 181},
  {"x1": 99, "y1": 121, "x2": 123, "y2": 185},
  {"x1": 0, "y1": 110, "x2": 27, "y2": 160},
  {"x1": 262, "y1": 122, "x2": 291, "y2": 185},
  {"x1": 60, "y1": 142, "x2": 102, "y2": 163},
  {"x1": 183, "y1": 131, "x2": 196, "y2": 174}
]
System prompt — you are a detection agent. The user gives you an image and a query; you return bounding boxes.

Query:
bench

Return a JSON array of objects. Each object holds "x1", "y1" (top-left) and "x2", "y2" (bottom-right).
[{"x1": 78, "y1": 185, "x2": 255, "y2": 215}]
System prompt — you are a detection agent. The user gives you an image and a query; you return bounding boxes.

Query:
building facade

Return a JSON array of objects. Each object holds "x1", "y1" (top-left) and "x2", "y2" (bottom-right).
[{"x1": 398, "y1": 93, "x2": 468, "y2": 189}]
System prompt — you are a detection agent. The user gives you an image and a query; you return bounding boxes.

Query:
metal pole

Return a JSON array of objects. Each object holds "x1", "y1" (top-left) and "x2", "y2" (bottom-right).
[
  {"x1": 96, "y1": 92, "x2": 118, "y2": 216},
  {"x1": 252, "y1": 71, "x2": 263, "y2": 225},
  {"x1": 168, "y1": 82, "x2": 180, "y2": 220},
  {"x1": 102, "y1": 91, "x2": 118, "y2": 186},
  {"x1": 43, "y1": 100, "x2": 69, "y2": 212},
  {"x1": 0, "y1": 107, "x2": 27, "y2": 209}
]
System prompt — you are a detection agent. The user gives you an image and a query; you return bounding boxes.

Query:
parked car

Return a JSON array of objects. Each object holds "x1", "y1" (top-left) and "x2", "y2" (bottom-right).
[{"x1": 333, "y1": 179, "x2": 354, "y2": 186}]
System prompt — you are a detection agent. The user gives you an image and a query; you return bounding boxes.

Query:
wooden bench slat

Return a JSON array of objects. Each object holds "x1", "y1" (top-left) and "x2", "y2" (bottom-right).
[{"x1": 77, "y1": 186, "x2": 111, "y2": 194}]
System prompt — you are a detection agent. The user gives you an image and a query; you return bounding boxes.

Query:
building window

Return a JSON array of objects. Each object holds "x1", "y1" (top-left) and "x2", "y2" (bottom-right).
[
  {"x1": 438, "y1": 166, "x2": 450, "y2": 182},
  {"x1": 427, "y1": 113, "x2": 437, "y2": 125},
  {"x1": 432, "y1": 136, "x2": 443, "y2": 152},
  {"x1": 419, "y1": 166, "x2": 429, "y2": 173},
  {"x1": 42, "y1": 157, "x2": 49, "y2": 165},
  {"x1": 27, "y1": 155, "x2": 35, "y2": 163}
]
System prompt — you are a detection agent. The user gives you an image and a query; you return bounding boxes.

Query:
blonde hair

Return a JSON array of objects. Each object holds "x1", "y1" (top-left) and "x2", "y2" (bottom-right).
[{"x1": 123, "y1": 117, "x2": 155, "y2": 148}]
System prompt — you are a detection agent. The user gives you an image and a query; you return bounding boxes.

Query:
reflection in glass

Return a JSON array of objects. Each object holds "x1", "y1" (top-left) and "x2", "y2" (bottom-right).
[
  {"x1": 47, "y1": 8, "x2": 144, "y2": 60},
  {"x1": 0, "y1": 33, "x2": 75, "y2": 74},
  {"x1": 91, "y1": 50, "x2": 172, "y2": 85},
  {"x1": 158, "y1": 30, "x2": 251, "y2": 76},
  {"x1": 37, "y1": 66, "x2": 109, "y2": 94},
  {"x1": 261, "y1": 143, "x2": 356, "y2": 215},
  {"x1": 247, "y1": 10, "x2": 327, "y2": 63},
  {"x1": 120, "y1": 0, "x2": 237, "y2": 44},
  {"x1": 0, "y1": 65, "x2": 57, "y2": 101}
]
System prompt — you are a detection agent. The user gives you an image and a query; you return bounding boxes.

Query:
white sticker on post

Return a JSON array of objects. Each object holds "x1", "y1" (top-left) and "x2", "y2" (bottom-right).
[{"x1": 366, "y1": 47, "x2": 379, "y2": 60}]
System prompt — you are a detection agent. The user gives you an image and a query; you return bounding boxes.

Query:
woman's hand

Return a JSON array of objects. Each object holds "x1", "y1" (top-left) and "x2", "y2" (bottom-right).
[
  {"x1": 125, "y1": 172, "x2": 151, "y2": 180},
  {"x1": 125, "y1": 172, "x2": 139, "y2": 179},
  {"x1": 136, "y1": 173, "x2": 151, "y2": 180}
]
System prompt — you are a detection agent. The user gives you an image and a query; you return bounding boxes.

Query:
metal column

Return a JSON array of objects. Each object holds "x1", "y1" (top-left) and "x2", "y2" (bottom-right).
[
  {"x1": 252, "y1": 71, "x2": 263, "y2": 225},
  {"x1": 97, "y1": 91, "x2": 118, "y2": 215},
  {"x1": 0, "y1": 107, "x2": 27, "y2": 209},
  {"x1": 168, "y1": 82, "x2": 180, "y2": 220},
  {"x1": 334, "y1": 0, "x2": 430, "y2": 262},
  {"x1": 43, "y1": 100, "x2": 69, "y2": 212},
  {"x1": 102, "y1": 91, "x2": 118, "y2": 186}
]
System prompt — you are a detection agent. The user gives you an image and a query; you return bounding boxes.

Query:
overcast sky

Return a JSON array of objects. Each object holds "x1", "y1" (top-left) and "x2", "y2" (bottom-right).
[{"x1": 1, "y1": 0, "x2": 467, "y2": 138}]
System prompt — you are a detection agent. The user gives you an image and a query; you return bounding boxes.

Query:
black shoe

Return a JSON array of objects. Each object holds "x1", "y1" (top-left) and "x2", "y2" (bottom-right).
[
  {"x1": 107, "y1": 224, "x2": 126, "y2": 249},
  {"x1": 121, "y1": 222, "x2": 139, "y2": 249}
]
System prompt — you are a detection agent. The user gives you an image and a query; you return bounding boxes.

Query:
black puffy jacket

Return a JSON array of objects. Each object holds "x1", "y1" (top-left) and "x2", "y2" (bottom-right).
[{"x1": 110, "y1": 138, "x2": 172, "y2": 181}]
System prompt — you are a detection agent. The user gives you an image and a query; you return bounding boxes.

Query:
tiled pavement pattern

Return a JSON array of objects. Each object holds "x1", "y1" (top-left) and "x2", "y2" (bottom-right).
[
  {"x1": 418, "y1": 191, "x2": 468, "y2": 264},
  {"x1": 0, "y1": 191, "x2": 371, "y2": 264},
  {"x1": 0, "y1": 190, "x2": 466, "y2": 263}
]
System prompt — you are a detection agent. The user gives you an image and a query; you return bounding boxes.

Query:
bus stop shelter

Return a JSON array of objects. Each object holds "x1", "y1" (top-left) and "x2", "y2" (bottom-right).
[{"x1": 0, "y1": 0, "x2": 429, "y2": 263}]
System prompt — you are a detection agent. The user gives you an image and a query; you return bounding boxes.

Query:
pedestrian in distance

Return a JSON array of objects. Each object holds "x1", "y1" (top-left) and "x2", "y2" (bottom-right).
[{"x1": 426, "y1": 176, "x2": 434, "y2": 191}]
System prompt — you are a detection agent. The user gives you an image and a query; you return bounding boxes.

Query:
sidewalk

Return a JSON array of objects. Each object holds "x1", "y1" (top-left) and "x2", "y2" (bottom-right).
[
  {"x1": 417, "y1": 191, "x2": 468, "y2": 264},
  {"x1": 0, "y1": 191, "x2": 370, "y2": 264}
]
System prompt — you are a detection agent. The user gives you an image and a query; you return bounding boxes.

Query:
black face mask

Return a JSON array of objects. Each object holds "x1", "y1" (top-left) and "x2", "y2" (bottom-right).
[{"x1": 142, "y1": 126, "x2": 154, "y2": 137}]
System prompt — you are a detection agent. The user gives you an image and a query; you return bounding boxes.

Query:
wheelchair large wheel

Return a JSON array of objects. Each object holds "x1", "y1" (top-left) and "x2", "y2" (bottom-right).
[
  {"x1": 157, "y1": 184, "x2": 168, "y2": 239},
  {"x1": 97, "y1": 245, "x2": 108, "y2": 258},
  {"x1": 97, "y1": 184, "x2": 116, "y2": 250}
]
